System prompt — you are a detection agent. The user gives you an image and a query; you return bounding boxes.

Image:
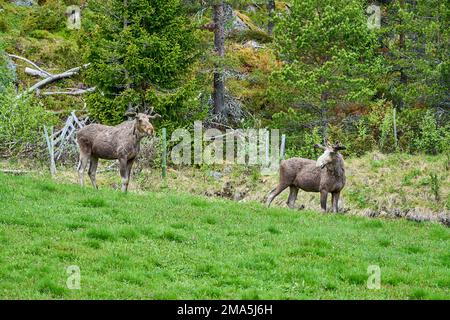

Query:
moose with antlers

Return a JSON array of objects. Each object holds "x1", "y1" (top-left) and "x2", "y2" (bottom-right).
[
  {"x1": 266, "y1": 141, "x2": 347, "y2": 213},
  {"x1": 76, "y1": 109, "x2": 161, "y2": 192}
]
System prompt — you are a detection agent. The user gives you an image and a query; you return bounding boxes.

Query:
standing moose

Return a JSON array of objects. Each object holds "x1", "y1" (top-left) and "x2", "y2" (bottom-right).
[
  {"x1": 266, "y1": 141, "x2": 346, "y2": 212},
  {"x1": 76, "y1": 110, "x2": 160, "y2": 192}
]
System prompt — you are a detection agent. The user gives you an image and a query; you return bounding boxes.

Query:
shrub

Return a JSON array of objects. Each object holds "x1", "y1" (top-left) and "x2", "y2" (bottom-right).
[
  {"x1": 271, "y1": 108, "x2": 323, "y2": 159},
  {"x1": 429, "y1": 172, "x2": 440, "y2": 202},
  {"x1": 328, "y1": 119, "x2": 375, "y2": 157},
  {"x1": 0, "y1": 86, "x2": 56, "y2": 155},
  {"x1": 23, "y1": 0, "x2": 66, "y2": 33},
  {"x1": 414, "y1": 110, "x2": 445, "y2": 155}
]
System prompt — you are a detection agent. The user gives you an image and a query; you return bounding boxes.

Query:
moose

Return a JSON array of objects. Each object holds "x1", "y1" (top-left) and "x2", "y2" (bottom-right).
[
  {"x1": 76, "y1": 110, "x2": 160, "y2": 192},
  {"x1": 266, "y1": 141, "x2": 346, "y2": 212}
]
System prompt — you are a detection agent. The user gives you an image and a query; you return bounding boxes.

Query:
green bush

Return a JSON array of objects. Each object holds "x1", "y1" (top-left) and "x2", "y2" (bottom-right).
[
  {"x1": 23, "y1": 0, "x2": 66, "y2": 33},
  {"x1": 328, "y1": 118, "x2": 375, "y2": 157},
  {"x1": 0, "y1": 86, "x2": 56, "y2": 155},
  {"x1": 414, "y1": 110, "x2": 446, "y2": 155},
  {"x1": 271, "y1": 108, "x2": 323, "y2": 159}
]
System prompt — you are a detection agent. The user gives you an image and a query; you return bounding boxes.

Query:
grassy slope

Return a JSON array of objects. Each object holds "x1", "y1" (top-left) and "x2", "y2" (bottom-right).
[
  {"x1": 0, "y1": 173, "x2": 448, "y2": 299},
  {"x1": 38, "y1": 152, "x2": 448, "y2": 216}
]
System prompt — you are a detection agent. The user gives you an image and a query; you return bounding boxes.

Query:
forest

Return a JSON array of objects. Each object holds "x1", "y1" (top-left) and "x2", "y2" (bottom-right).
[{"x1": 0, "y1": 0, "x2": 448, "y2": 158}]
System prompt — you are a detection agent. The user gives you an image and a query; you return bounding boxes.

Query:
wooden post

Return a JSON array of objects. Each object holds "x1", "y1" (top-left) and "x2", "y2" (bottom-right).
[
  {"x1": 44, "y1": 125, "x2": 56, "y2": 176},
  {"x1": 265, "y1": 130, "x2": 270, "y2": 167},
  {"x1": 393, "y1": 108, "x2": 398, "y2": 149},
  {"x1": 161, "y1": 128, "x2": 167, "y2": 180},
  {"x1": 280, "y1": 134, "x2": 286, "y2": 161}
]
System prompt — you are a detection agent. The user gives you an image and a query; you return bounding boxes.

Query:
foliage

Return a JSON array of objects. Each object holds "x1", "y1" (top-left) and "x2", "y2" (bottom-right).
[
  {"x1": 270, "y1": 0, "x2": 384, "y2": 112},
  {"x1": 268, "y1": 0, "x2": 385, "y2": 155},
  {"x1": 80, "y1": 0, "x2": 201, "y2": 125},
  {"x1": 429, "y1": 172, "x2": 440, "y2": 202},
  {"x1": 380, "y1": 0, "x2": 449, "y2": 109},
  {"x1": 0, "y1": 49, "x2": 14, "y2": 92},
  {"x1": 414, "y1": 110, "x2": 448, "y2": 155},
  {"x1": 23, "y1": 0, "x2": 66, "y2": 33},
  {"x1": 271, "y1": 108, "x2": 322, "y2": 159},
  {"x1": 0, "y1": 86, "x2": 56, "y2": 154}
]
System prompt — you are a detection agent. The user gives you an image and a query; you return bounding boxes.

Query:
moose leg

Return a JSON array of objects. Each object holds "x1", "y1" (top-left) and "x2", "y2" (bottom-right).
[
  {"x1": 126, "y1": 159, "x2": 135, "y2": 179},
  {"x1": 88, "y1": 156, "x2": 99, "y2": 189},
  {"x1": 125, "y1": 158, "x2": 135, "y2": 188},
  {"x1": 266, "y1": 184, "x2": 289, "y2": 207},
  {"x1": 77, "y1": 152, "x2": 90, "y2": 187},
  {"x1": 320, "y1": 190, "x2": 328, "y2": 212},
  {"x1": 332, "y1": 192, "x2": 340, "y2": 213},
  {"x1": 119, "y1": 158, "x2": 129, "y2": 192},
  {"x1": 287, "y1": 186, "x2": 299, "y2": 209}
]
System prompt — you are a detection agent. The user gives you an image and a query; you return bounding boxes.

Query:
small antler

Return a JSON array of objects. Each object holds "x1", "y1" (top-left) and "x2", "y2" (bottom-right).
[
  {"x1": 333, "y1": 140, "x2": 346, "y2": 151},
  {"x1": 147, "y1": 106, "x2": 161, "y2": 119},
  {"x1": 314, "y1": 143, "x2": 326, "y2": 150}
]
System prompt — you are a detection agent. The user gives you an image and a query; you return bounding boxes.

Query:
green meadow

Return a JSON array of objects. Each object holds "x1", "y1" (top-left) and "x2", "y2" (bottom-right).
[{"x1": 0, "y1": 173, "x2": 448, "y2": 299}]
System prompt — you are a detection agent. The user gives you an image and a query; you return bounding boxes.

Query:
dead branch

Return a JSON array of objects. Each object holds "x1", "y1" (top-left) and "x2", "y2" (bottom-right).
[
  {"x1": 25, "y1": 67, "x2": 51, "y2": 78},
  {"x1": 40, "y1": 87, "x2": 96, "y2": 96},
  {"x1": 17, "y1": 63, "x2": 91, "y2": 98},
  {"x1": 7, "y1": 53, "x2": 52, "y2": 77},
  {"x1": 0, "y1": 169, "x2": 33, "y2": 175}
]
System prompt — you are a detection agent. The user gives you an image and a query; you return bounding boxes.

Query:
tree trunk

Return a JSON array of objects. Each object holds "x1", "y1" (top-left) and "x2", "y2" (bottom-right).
[
  {"x1": 213, "y1": 2, "x2": 225, "y2": 115},
  {"x1": 267, "y1": 0, "x2": 275, "y2": 36}
]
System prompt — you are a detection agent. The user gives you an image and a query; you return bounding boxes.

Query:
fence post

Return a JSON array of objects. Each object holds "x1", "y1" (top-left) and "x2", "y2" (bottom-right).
[
  {"x1": 161, "y1": 128, "x2": 167, "y2": 180},
  {"x1": 280, "y1": 134, "x2": 286, "y2": 161},
  {"x1": 265, "y1": 129, "x2": 270, "y2": 167},
  {"x1": 393, "y1": 108, "x2": 398, "y2": 150},
  {"x1": 44, "y1": 125, "x2": 56, "y2": 177}
]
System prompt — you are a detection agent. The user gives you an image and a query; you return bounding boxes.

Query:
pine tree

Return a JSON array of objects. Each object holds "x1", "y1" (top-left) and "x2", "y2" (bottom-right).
[{"x1": 271, "y1": 0, "x2": 384, "y2": 138}]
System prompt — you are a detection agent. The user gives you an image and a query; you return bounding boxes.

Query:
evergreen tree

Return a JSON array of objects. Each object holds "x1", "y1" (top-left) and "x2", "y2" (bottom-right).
[
  {"x1": 270, "y1": 0, "x2": 384, "y2": 138},
  {"x1": 81, "y1": 0, "x2": 199, "y2": 124},
  {"x1": 380, "y1": 0, "x2": 449, "y2": 109}
]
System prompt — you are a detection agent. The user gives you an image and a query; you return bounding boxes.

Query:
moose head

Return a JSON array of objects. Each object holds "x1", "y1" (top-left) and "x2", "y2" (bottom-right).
[
  {"x1": 314, "y1": 141, "x2": 346, "y2": 168},
  {"x1": 131, "y1": 107, "x2": 161, "y2": 136}
]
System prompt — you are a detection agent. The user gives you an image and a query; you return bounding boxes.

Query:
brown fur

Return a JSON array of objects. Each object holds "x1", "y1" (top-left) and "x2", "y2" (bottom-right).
[
  {"x1": 266, "y1": 142, "x2": 346, "y2": 212},
  {"x1": 76, "y1": 113, "x2": 156, "y2": 192}
]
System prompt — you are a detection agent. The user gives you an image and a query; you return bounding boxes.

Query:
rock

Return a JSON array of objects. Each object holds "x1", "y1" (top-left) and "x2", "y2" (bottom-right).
[
  {"x1": 233, "y1": 187, "x2": 249, "y2": 201},
  {"x1": 246, "y1": 4, "x2": 258, "y2": 13},
  {"x1": 223, "y1": 166, "x2": 232, "y2": 175},
  {"x1": 11, "y1": 0, "x2": 35, "y2": 7},
  {"x1": 208, "y1": 171, "x2": 222, "y2": 180},
  {"x1": 438, "y1": 213, "x2": 450, "y2": 227},
  {"x1": 0, "y1": 54, "x2": 17, "y2": 92},
  {"x1": 362, "y1": 208, "x2": 379, "y2": 218},
  {"x1": 243, "y1": 40, "x2": 263, "y2": 50},
  {"x1": 224, "y1": 4, "x2": 249, "y2": 33}
]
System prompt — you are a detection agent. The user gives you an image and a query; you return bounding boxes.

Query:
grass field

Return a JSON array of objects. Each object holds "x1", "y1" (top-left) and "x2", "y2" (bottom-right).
[{"x1": 0, "y1": 173, "x2": 449, "y2": 299}]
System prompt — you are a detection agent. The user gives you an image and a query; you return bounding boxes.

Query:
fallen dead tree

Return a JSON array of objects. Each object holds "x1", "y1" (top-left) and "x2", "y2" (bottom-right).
[{"x1": 6, "y1": 53, "x2": 94, "y2": 98}]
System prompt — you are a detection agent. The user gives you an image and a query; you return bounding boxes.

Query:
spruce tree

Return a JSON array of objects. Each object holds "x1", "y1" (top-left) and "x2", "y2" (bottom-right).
[{"x1": 81, "y1": 0, "x2": 199, "y2": 124}]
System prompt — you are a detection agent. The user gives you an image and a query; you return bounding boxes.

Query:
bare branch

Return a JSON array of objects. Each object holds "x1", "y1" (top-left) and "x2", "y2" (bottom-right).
[
  {"x1": 17, "y1": 63, "x2": 91, "y2": 98},
  {"x1": 25, "y1": 67, "x2": 50, "y2": 78},
  {"x1": 7, "y1": 53, "x2": 52, "y2": 77},
  {"x1": 40, "y1": 87, "x2": 96, "y2": 96}
]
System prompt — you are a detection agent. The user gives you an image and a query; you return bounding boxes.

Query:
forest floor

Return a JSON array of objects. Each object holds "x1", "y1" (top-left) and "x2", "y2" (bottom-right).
[{"x1": 0, "y1": 173, "x2": 449, "y2": 299}]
